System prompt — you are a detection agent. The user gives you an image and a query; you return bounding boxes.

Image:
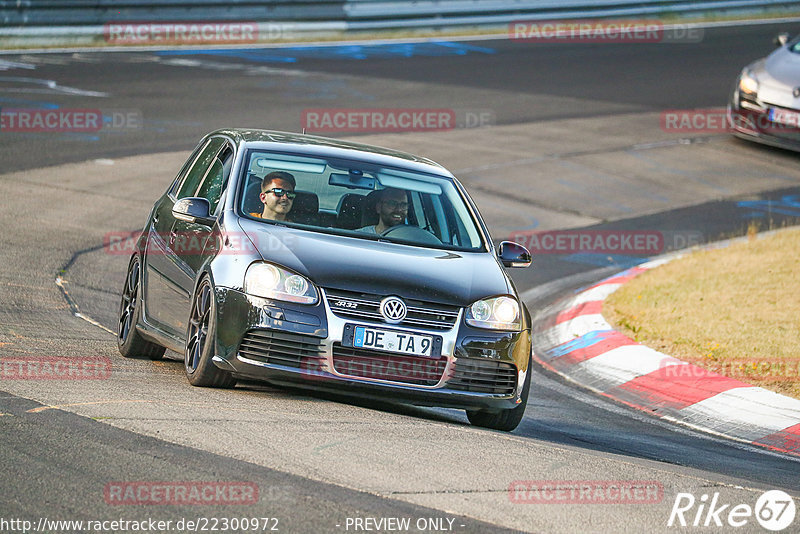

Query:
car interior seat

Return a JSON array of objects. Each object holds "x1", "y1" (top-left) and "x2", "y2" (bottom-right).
[
  {"x1": 289, "y1": 191, "x2": 319, "y2": 225},
  {"x1": 360, "y1": 190, "x2": 382, "y2": 228},
  {"x1": 336, "y1": 193, "x2": 366, "y2": 229},
  {"x1": 243, "y1": 174, "x2": 263, "y2": 215}
]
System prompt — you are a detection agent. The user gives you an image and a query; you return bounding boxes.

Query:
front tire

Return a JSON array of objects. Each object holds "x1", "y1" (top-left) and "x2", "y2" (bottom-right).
[
  {"x1": 118, "y1": 255, "x2": 165, "y2": 360},
  {"x1": 184, "y1": 277, "x2": 236, "y2": 388},
  {"x1": 466, "y1": 359, "x2": 531, "y2": 432}
]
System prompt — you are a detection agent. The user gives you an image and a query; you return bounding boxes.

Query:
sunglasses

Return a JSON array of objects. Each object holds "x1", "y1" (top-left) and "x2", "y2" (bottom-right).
[{"x1": 265, "y1": 188, "x2": 296, "y2": 199}]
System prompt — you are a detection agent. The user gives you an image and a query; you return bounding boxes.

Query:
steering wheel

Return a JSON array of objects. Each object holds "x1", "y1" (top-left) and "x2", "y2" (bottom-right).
[{"x1": 381, "y1": 224, "x2": 442, "y2": 245}]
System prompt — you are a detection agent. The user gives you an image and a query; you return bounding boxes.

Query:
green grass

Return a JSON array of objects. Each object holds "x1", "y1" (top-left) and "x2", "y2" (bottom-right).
[{"x1": 604, "y1": 228, "x2": 800, "y2": 399}]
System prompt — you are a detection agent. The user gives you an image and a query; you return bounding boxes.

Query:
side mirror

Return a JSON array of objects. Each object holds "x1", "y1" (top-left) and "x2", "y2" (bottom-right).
[
  {"x1": 498, "y1": 241, "x2": 532, "y2": 268},
  {"x1": 172, "y1": 197, "x2": 215, "y2": 227},
  {"x1": 774, "y1": 33, "x2": 791, "y2": 47}
]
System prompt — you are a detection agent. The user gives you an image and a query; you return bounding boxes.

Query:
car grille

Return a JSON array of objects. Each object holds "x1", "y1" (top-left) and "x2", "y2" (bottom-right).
[
  {"x1": 332, "y1": 343, "x2": 446, "y2": 386},
  {"x1": 238, "y1": 330, "x2": 325, "y2": 369},
  {"x1": 448, "y1": 358, "x2": 517, "y2": 395},
  {"x1": 325, "y1": 289, "x2": 460, "y2": 330}
]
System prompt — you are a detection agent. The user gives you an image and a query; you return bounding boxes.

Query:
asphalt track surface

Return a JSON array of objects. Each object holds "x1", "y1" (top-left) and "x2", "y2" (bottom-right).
[
  {"x1": 0, "y1": 22, "x2": 786, "y2": 173},
  {"x1": 2, "y1": 21, "x2": 800, "y2": 534}
]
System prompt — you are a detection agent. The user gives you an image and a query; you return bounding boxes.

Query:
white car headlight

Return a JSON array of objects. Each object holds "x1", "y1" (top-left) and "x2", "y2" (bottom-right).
[
  {"x1": 739, "y1": 69, "x2": 759, "y2": 96},
  {"x1": 244, "y1": 262, "x2": 318, "y2": 304},
  {"x1": 465, "y1": 296, "x2": 521, "y2": 331}
]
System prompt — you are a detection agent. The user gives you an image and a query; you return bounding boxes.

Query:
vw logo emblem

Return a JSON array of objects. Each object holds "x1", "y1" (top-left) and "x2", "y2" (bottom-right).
[
  {"x1": 794, "y1": 87, "x2": 800, "y2": 98},
  {"x1": 379, "y1": 296, "x2": 407, "y2": 324}
]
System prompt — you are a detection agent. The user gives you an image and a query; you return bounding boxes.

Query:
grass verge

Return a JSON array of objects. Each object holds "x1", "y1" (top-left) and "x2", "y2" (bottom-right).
[{"x1": 604, "y1": 227, "x2": 800, "y2": 399}]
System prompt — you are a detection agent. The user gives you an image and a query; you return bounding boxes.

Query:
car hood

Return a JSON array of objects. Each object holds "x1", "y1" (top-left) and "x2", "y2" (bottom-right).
[
  {"x1": 753, "y1": 50, "x2": 800, "y2": 108},
  {"x1": 764, "y1": 48, "x2": 800, "y2": 87},
  {"x1": 237, "y1": 218, "x2": 510, "y2": 306}
]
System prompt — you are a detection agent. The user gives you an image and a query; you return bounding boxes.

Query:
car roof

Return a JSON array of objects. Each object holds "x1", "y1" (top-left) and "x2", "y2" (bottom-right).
[{"x1": 210, "y1": 128, "x2": 455, "y2": 179}]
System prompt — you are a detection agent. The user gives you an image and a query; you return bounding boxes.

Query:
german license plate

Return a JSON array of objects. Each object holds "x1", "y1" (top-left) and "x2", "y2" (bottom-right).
[
  {"x1": 353, "y1": 326, "x2": 434, "y2": 358},
  {"x1": 769, "y1": 107, "x2": 800, "y2": 127}
]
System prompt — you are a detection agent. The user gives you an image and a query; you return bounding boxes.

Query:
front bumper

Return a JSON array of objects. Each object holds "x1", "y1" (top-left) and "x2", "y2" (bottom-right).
[
  {"x1": 728, "y1": 87, "x2": 800, "y2": 152},
  {"x1": 211, "y1": 287, "x2": 531, "y2": 411}
]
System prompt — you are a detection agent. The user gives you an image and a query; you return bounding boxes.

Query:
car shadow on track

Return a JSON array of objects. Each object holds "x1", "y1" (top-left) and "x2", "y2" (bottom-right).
[{"x1": 157, "y1": 351, "x2": 471, "y2": 427}]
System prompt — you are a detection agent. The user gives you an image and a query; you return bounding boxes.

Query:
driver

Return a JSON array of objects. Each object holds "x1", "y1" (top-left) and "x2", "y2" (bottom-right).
[
  {"x1": 251, "y1": 171, "x2": 296, "y2": 221},
  {"x1": 359, "y1": 188, "x2": 409, "y2": 235}
]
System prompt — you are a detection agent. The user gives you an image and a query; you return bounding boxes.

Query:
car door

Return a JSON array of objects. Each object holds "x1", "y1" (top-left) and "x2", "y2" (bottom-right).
[
  {"x1": 143, "y1": 137, "x2": 227, "y2": 337},
  {"x1": 169, "y1": 141, "x2": 235, "y2": 307}
]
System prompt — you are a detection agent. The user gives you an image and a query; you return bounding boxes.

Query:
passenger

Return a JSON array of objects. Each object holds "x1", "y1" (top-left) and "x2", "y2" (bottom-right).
[
  {"x1": 251, "y1": 171, "x2": 296, "y2": 221},
  {"x1": 359, "y1": 188, "x2": 409, "y2": 235}
]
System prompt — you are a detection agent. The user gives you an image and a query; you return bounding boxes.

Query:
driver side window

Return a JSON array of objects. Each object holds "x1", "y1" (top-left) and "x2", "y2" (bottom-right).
[
  {"x1": 196, "y1": 146, "x2": 234, "y2": 214},
  {"x1": 176, "y1": 137, "x2": 226, "y2": 200}
]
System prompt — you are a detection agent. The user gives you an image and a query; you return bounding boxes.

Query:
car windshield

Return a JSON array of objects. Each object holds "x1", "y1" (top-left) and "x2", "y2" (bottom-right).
[{"x1": 238, "y1": 150, "x2": 486, "y2": 251}]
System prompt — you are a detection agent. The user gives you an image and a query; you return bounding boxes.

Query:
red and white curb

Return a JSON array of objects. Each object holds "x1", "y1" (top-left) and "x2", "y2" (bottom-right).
[{"x1": 531, "y1": 257, "x2": 800, "y2": 457}]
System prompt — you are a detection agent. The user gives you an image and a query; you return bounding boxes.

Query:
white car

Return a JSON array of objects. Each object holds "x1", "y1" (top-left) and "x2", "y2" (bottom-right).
[{"x1": 728, "y1": 32, "x2": 800, "y2": 151}]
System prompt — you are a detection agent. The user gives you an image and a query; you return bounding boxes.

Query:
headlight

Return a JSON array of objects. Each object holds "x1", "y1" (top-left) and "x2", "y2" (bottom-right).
[
  {"x1": 739, "y1": 69, "x2": 759, "y2": 96},
  {"x1": 465, "y1": 296, "x2": 521, "y2": 331},
  {"x1": 244, "y1": 262, "x2": 318, "y2": 304}
]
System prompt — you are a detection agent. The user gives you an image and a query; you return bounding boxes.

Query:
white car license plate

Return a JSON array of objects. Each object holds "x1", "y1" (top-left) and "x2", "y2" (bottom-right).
[
  {"x1": 353, "y1": 326, "x2": 433, "y2": 358},
  {"x1": 769, "y1": 107, "x2": 800, "y2": 127}
]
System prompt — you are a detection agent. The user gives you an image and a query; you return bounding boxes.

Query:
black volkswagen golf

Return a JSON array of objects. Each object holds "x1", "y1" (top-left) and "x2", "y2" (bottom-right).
[{"x1": 118, "y1": 129, "x2": 533, "y2": 431}]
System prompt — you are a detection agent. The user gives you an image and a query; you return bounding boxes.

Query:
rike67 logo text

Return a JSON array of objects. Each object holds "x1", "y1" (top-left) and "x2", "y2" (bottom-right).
[{"x1": 668, "y1": 490, "x2": 796, "y2": 531}]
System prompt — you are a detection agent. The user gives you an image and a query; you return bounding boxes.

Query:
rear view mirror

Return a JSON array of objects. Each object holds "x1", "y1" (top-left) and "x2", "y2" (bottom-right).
[
  {"x1": 498, "y1": 241, "x2": 532, "y2": 268},
  {"x1": 329, "y1": 172, "x2": 375, "y2": 190},
  {"x1": 173, "y1": 197, "x2": 215, "y2": 227}
]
